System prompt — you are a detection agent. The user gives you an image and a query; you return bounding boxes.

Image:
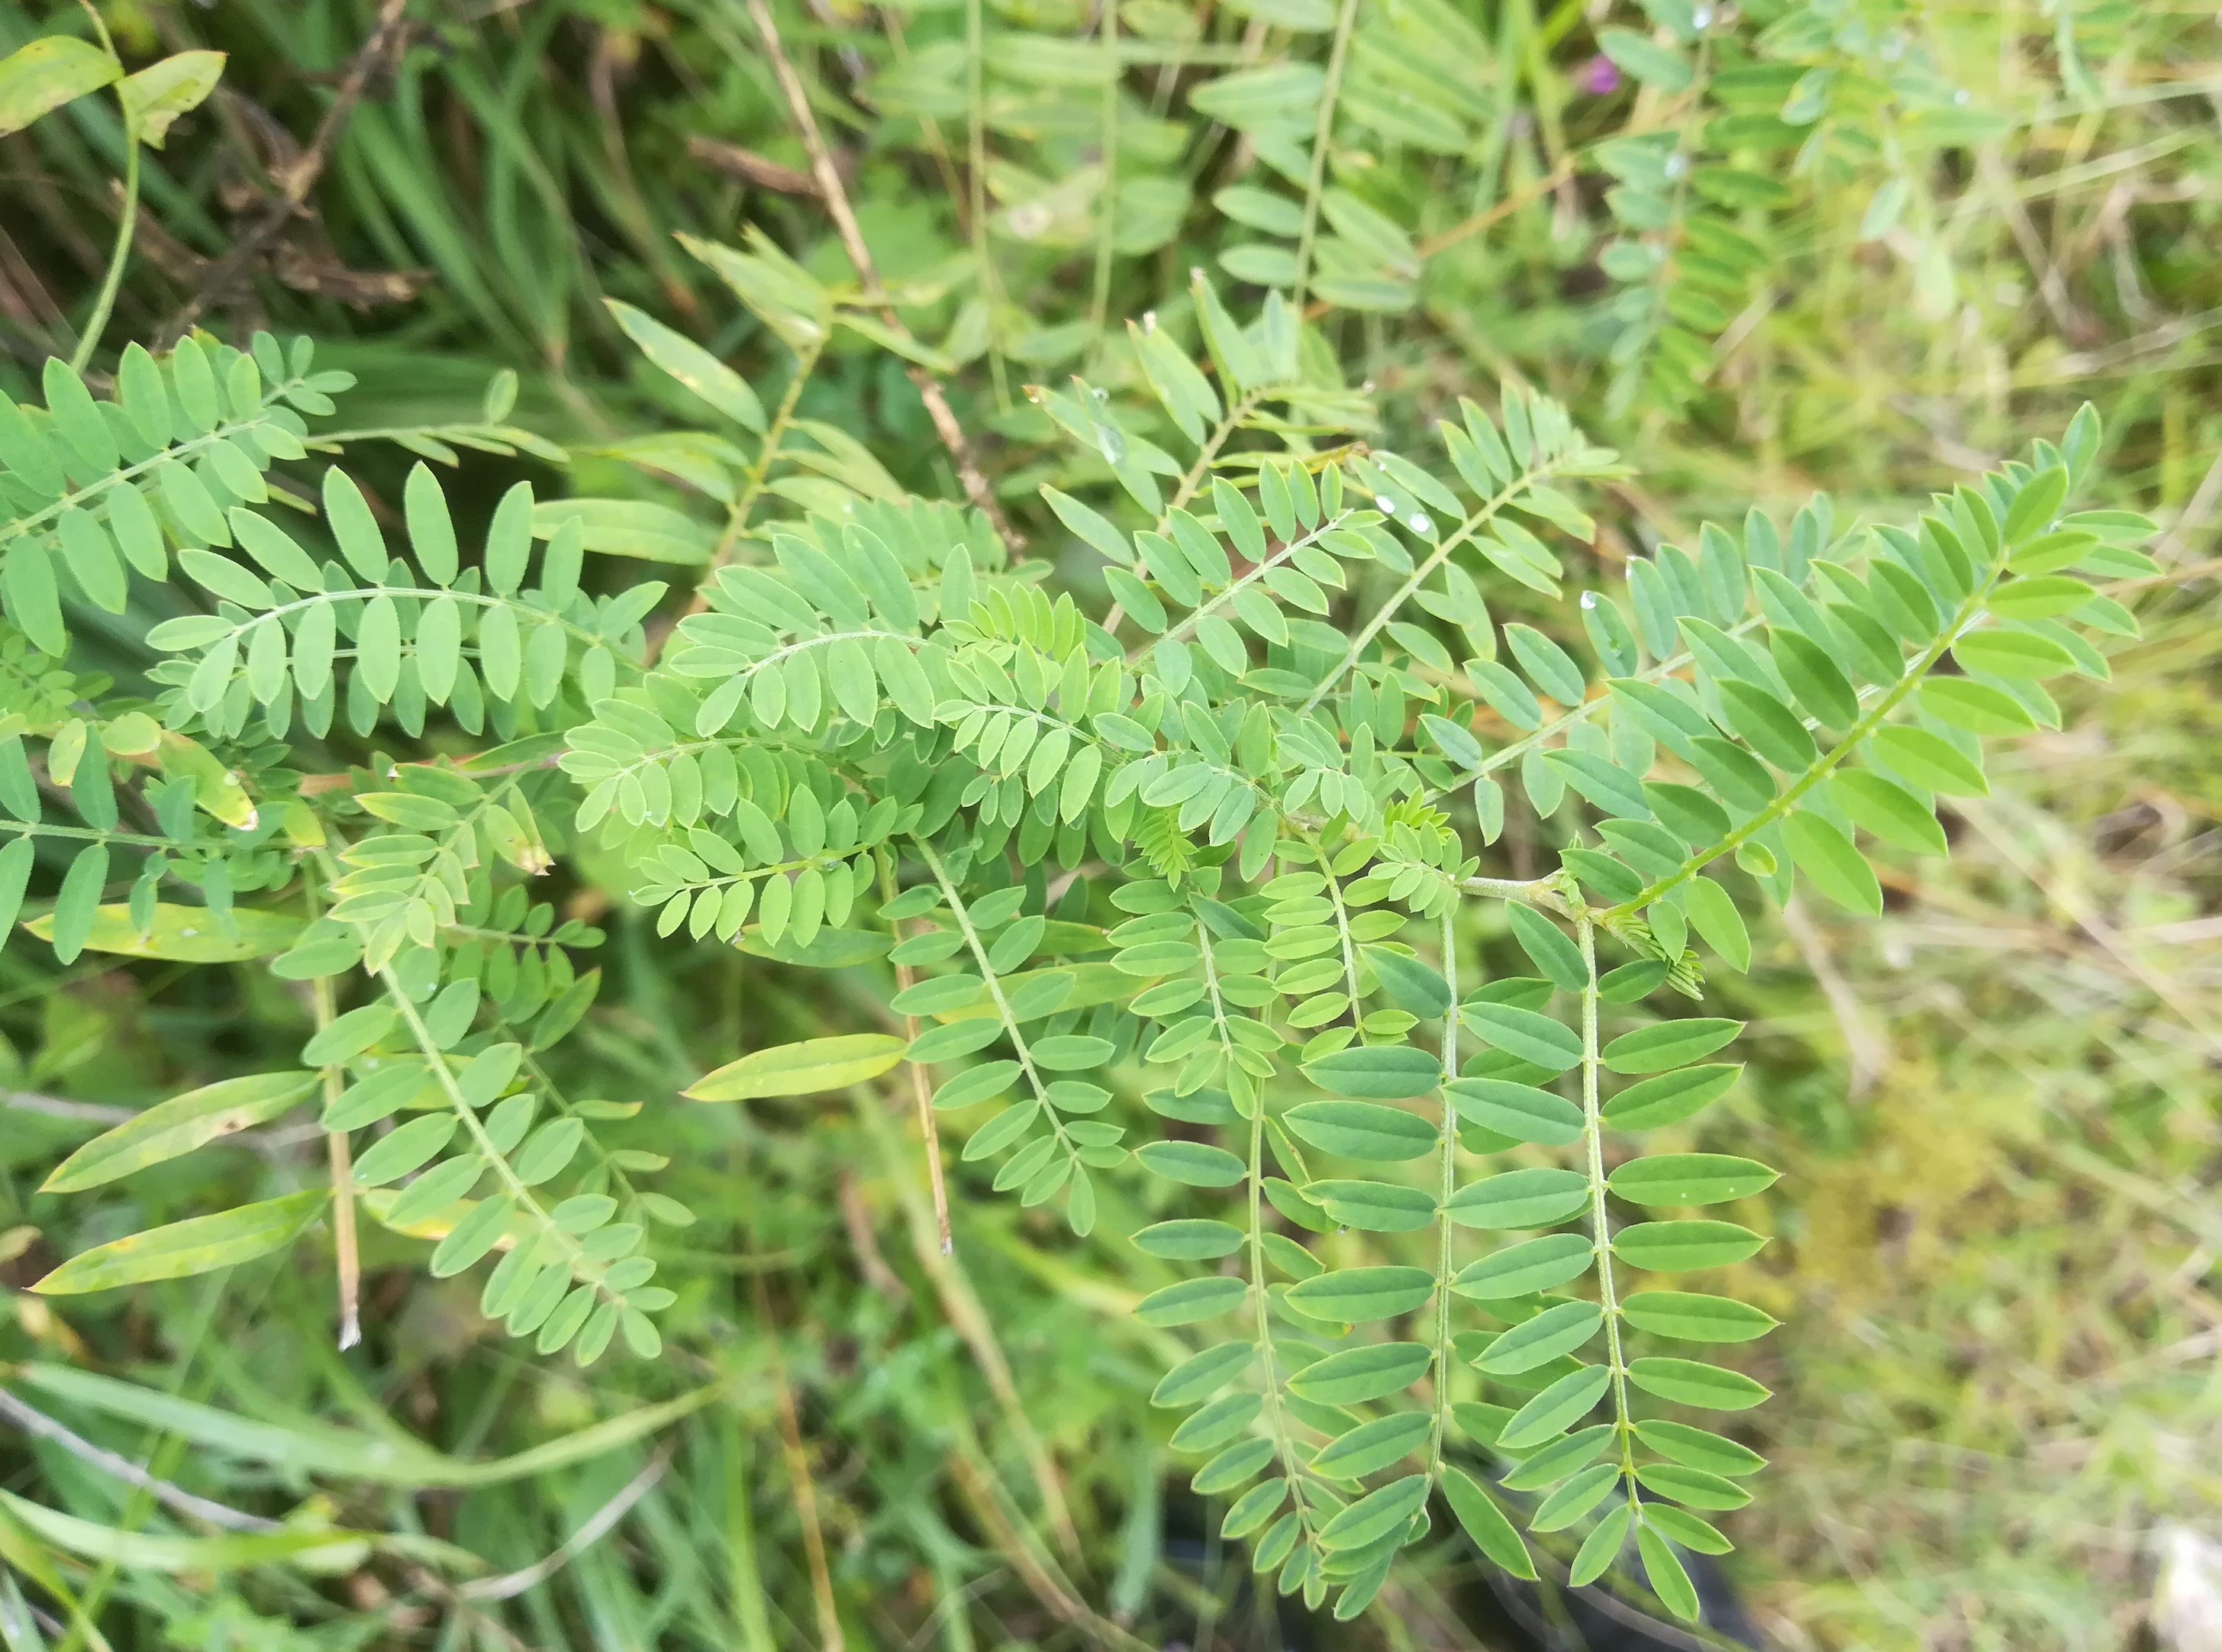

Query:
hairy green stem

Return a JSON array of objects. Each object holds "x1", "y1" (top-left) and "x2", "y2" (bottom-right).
[
  {"x1": 1163, "y1": 388, "x2": 1267, "y2": 524},
  {"x1": 914, "y1": 838, "x2": 1079, "y2": 1166},
  {"x1": 1425, "y1": 902, "x2": 1459, "y2": 1481},
  {"x1": 1221, "y1": 910, "x2": 1319, "y2": 1554},
  {"x1": 1577, "y1": 915, "x2": 1639, "y2": 1506},
  {"x1": 712, "y1": 337, "x2": 822, "y2": 573}
]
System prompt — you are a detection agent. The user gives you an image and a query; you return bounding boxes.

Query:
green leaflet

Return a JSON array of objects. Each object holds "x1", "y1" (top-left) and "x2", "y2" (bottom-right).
[
  {"x1": 1284, "y1": 1099, "x2": 1437, "y2": 1160},
  {"x1": 1608, "y1": 1153, "x2": 1779, "y2": 1206},
  {"x1": 1621, "y1": 1290, "x2": 1779, "y2": 1343},
  {"x1": 1446, "y1": 1079, "x2": 1584, "y2": 1144},
  {"x1": 1285, "y1": 1265, "x2": 1436, "y2": 1323},
  {"x1": 1300, "y1": 1043, "x2": 1442, "y2": 1098},
  {"x1": 1600, "y1": 1018, "x2": 1743, "y2": 1074},
  {"x1": 1286, "y1": 1341, "x2": 1432, "y2": 1405},
  {"x1": 1451, "y1": 1233, "x2": 1595, "y2": 1299}
]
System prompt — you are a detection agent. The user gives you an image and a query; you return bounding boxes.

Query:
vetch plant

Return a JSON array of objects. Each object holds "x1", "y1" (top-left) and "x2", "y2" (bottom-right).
[{"x1": 0, "y1": 231, "x2": 2152, "y2": 1617}]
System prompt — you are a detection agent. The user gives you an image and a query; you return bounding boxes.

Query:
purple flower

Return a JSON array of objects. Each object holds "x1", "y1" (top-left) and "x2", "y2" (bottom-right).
[{"x1": 1579, "y1": 53, "x2": 1621, "y2": 96}]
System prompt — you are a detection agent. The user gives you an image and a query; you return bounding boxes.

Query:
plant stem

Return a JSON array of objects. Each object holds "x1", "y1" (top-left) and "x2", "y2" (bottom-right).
[
  {"x1": 878, "y1": 858, "x2": 953, "y2": 1254},
  {"x1": 1090, "y1": 0, "x2": 1119, "y2": 342},
  {"x1": 1292, "y1": 0, "x2": 1359, "y2": 314},
  {"x1": 1577, "y1": 915, "x2": 1640, "y2": 1506},
  {"x1": 913, "y1": 837, "x2": 1077, "y2": 1167},
  {"x1": 1224, "y1": 911, "x2": 1317, "y2": 1554},
  {"x1": 70, "y1": 138, "x2": 137, "y2": 375},
  {"x1": 1425, "y1": 901, "x2": 1459, "y2": 1481},
  {"x1": 310, "y1": 962, "x2": 362, "y2": 1352},
  {"x1": 707, "y1": 336, "x2": 822, "y2": 576},
  {"x1": 963, "y1": 0, "x2": 1011, "y2": 408},
  {"x1": 1163, "y1": 387, "x2": 1266, "y2": 524}
]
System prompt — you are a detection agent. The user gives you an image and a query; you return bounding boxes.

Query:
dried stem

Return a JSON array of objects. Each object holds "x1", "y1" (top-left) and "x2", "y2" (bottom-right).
[
  {"x1": 163, "y1": 0, "x2": 413, "y2": 345},
  {"x1": 738, "y1": 0, "x2": 1022, "y2": 547}
]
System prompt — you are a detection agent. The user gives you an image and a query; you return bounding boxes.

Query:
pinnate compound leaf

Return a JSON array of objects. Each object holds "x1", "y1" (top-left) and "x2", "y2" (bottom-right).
[
  {"x1": 1832, "y1": 770, "x2": 1949, "y2": 855},
  {"x1": 1612, "y1": 1219, "x2": 1766, "y2": 1271},
  {"x1": 1136, "y1": 1275, "x2": 1248, "y2": 1326},
  {"x1": 1507, "y1": 905, "x2": 1587, "y2": 992},
  {"x1": 1634, "y1": 1463, "x2": 1752, "y2": 1511},
  {"x1": 1633, "y1": 1418, "x2": 1767, "y2": 1476},
  {"x1": 1952, "y1": 628, "x2": 2078, "y2": 679},
  {"x1": 1311, "y1": 1412, "x2": 1432, "y2": 1480},
  {"x1": 1287, "y1": 1341, "x2": 1431, "y2": 1405},
  {"x1": 1316, "y1": 1473, "x2": 1429, "y2": 1551},
  {"x1": 1474, "y1": 1299, "x2": 1604, "y2": 1373},
  {"x1": 1446, "y1": 1079, "x2": 1584, "y2": 1145},
  {"x1": 1442, "y1": 1166, "x2": 1588, "y2": 1228},
  {"x1": 1870, "y1": 725, "x2": 1988, "y2": 795},
  {"x1": 1498, "y1": 1362, "x2": 1611, "y2": 1450},
  {"x1": 1679, "y1": 879, "x2": 1750, "y2": 971},
  {"x1": 606, "y1": 299, "x2": 767, "y2": 432},
  {"x1": 1784, "y1": 812, "x2": 1882, "y2": 915},
  {"x1": 1135, "y1": 1140, "x2": 1246, "y2": 1186},
  {"x1": 1361, "y1": 945, "x2": 1452, "y2": 1017},
  {"x1": 1569, "y1": 1501, "x2": 1636, "y2": 1586},
  {"x1": 1152, "y1": 1341, "x2": 1253, "y2": 1408},
  {"x1": 1452, "y1": 1232, "x2": 1595, "y2": 1299}
]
